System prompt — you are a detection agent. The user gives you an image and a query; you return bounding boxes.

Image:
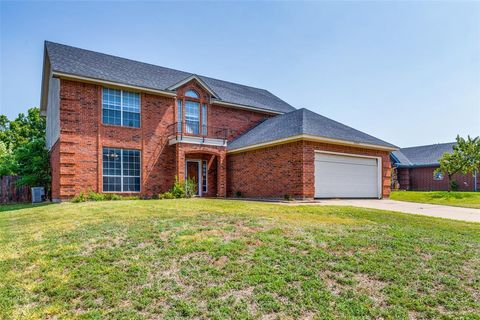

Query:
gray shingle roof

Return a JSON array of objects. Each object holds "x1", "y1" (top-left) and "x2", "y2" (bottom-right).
[
  {"x1": 45, "y1": 41, "x2": 295, "y2": 114},
  {"x1": 228, "y1": 108, "x2": 397, "y2": 151},
  {"x1": 391, "y1": 142, "x2": 456, "y2": 167}
]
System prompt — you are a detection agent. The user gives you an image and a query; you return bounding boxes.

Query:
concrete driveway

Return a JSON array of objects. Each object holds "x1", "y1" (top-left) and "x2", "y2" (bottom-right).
[{"x1": 285, "y1": 199, "x2": 480, "y2": 223}]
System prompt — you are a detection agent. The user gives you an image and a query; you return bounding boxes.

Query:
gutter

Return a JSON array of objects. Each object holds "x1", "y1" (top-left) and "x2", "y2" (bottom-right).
[
  {"x1": 227, "y1": 134, "x2": 398, "y2": 154},
  {"x1": 211, "y1": 99, "x2": 284, "y2": 115},
  {"x1": 47, "y1": 71, "x2": 284, "y2": 116},
  {"x1": 395, "y1": 163, "x2": 440, "y2": 169},
  {"x1": 51, "y1": 71, "x2": 178, "y2": 98}
]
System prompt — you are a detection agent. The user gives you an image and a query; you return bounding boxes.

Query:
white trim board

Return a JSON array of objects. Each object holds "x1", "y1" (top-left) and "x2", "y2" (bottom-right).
[
  {"x1": 52, "y1": 71, "x2": 177, "y2": 98},
  {"x1": 49, "y1": 71, "x2": 283, "y2": 116},
  {"x1": 169, "y1": 135, "x2": 227, "y2": 147},
  {"x1": 227, "y1": 134, "x2": 397, "y2": 154},
  {"x1": 211, "y1": 99, "x2": 284, "y2": 115}
]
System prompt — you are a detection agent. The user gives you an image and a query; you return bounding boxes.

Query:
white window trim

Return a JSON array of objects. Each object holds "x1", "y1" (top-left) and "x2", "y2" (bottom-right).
[
  {"x1": 202, "y1": 160, "x2": 208, "y2": 194},
  {"x1": 185, "y1": 100, "x2": 200, "y2": 134},
  {"x1": 102, "y1": 148, "x2": 141, "y2": 193},
  {"x1": 102, "y1": 88, "x2": 141, "y2": 128}
]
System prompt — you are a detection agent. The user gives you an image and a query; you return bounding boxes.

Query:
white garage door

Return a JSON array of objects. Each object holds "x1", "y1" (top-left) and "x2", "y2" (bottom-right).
[{"x1": 314, "y1": 152, "x2": 380, "y2": 198}]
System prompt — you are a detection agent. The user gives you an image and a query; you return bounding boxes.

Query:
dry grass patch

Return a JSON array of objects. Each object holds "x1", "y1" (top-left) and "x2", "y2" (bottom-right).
[{"x1": 1, "y1": 199, "x2": 479, "y2": 319}]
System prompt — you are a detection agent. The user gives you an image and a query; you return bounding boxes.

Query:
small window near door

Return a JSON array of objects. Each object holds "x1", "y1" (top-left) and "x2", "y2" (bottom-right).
[
  {"x1": 202, "y1": 160, "x2": 207, "y2": 193},
  {"x1": 201, "y1": 104, "x2": 207, "y2": 136},
  {"x1": 433, "y1": 171, "x2": 444, "y2": 181},
  {"x1": 177, "y1": 100, "x2": 183, "y2": 133}
]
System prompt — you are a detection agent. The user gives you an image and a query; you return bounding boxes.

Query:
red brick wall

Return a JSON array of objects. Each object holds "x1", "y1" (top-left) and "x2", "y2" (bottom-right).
[
  {"x1": 52, "y1": 78, "x2": 272, "y2": 199},
  {"x1": 50, "y1": 139, "x2": 60, "y2": 201},
  {"x1": 55, "y1": 79, "x2": 176, "y2": 199},
  {"x1": 227, "y1": 140, "x2": 391, "y2": 199},
  {"x1": 209, "y1": 104, "x2": 272, "y2": 140},
  {"x1": 405, "y1": 166, "x2": 477, "y2": 191},
  {"x1": 227, "y1": 141, "x2": 305, "y2": 198}
]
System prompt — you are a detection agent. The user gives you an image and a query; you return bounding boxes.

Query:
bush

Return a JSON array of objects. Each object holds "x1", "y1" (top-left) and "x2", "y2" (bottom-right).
[
  {"x1": 87, "y1": 191, "x2": 106, "y2": 201},
  {"x1": 450, "y1": 180, "x2": 459, "y2": 191},
  {"x1": 71, "y1": 190, "x2": 136, "y2": 202},
  {"x1": 235, "y1": 191, "x2": 243, "y2": 198},
  {"x1": 171, "y1": 177, "x2": 186, "y2": 198},
  {"x1": 159, "y1": 191, "x2": 175, "y2": 199},
  {"x1": 160, "y1": 177, "x2": 197, "y2": 199},
  {"x1": 184, "y1": 178, "x2": 197, "y2": 198},
  {"x1": 72, "y1": 192, "x2": 87, "y2": 203}
]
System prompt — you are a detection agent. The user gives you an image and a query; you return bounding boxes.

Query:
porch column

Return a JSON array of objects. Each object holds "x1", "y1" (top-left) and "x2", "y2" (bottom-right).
[
  {"x1": 216, "y1": 152, "x2": 227, "y2": 197},
  {"x1": 176, "y1": 145, "x2": 185, "y2": 182}
]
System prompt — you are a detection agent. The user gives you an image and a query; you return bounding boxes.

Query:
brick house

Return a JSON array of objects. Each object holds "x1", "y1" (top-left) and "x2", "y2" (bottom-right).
[
  {"x1": 391, "y1": 143, "x2": 479, "y2": 191},
  {"x1": 41, "y1": 42, "x2": 397, "y2": 201}
]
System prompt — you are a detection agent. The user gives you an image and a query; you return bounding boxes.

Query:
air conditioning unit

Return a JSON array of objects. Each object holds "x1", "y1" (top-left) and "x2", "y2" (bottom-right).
[{"x1": 31, "y1": 187, "x2": 45, "y2": 203}]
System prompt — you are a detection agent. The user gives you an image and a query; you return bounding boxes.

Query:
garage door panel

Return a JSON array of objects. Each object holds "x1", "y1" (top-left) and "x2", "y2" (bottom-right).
[{"x1": 314, "y1": 153, "x2": 379, "y2": 198}]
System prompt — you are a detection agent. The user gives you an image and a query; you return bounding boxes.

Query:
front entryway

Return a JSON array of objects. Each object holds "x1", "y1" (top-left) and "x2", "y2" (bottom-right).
[{"x1": 186, "y1": 160, "x2": 201, "y2": 196}]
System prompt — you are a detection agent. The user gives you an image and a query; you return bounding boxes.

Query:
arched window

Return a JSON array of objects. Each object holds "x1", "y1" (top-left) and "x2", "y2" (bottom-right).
[{"x1": 185, "y1": 90, "x2": 199, "y2": 99}]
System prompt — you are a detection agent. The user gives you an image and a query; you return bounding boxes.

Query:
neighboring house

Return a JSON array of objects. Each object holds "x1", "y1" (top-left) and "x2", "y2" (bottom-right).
[
  {"x1": 391, "y1": 143, "x2": 479, "y2": 191},
  {"x1": 41, "y1": 41, "x2": 397, "y2": 201}
]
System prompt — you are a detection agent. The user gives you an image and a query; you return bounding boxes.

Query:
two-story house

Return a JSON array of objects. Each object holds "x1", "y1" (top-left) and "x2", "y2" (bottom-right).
[{"x1": 41, "y1": 41, "x2": 397, "y2": 201}]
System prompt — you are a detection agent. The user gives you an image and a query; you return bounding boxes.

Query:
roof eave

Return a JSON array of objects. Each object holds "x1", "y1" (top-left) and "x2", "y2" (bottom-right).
[
  {"x1": 227, "y1": 134, "x2": 398, "y2": 154},
  {"x1": 40, "y1": 45, "x2": 50, "y2": 116},
  {"x1": 51, "y1": 71, "x2": 178, "y2": 97},
  {"x1": 395, "y1": 163, "x2": 440, "y2": 168},
  {"x1": 211, "y1": 99, "x2": 284, "y2": 115}
]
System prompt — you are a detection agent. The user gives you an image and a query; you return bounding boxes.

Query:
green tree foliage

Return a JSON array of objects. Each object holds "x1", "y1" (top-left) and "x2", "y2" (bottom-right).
[
  {"x1": 0, "y1": 141, "x2": 15, "y2": 176},
  {"x1": 13, "y1": 138, "x2": 51, "y2": 188},
  {"x1": 0, "y1": 107, "x2": 49, "y2": 191},
  {"x1": 4, "y1": 108, "x2": 46, "y2": 150},
  {"x1": 435, "y1": 135, "x2": 480, "y2": 191}
]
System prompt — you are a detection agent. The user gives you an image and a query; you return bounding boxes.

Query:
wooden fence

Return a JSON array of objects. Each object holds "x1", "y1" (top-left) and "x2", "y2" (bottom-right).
[{"x1": 0, "y1": 176, "x2": 31, "y2": 204}]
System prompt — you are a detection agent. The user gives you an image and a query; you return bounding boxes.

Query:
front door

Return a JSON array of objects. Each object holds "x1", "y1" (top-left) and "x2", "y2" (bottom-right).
[{"x1": 186, "y1": 161, "x2": 200, "y2": 196}]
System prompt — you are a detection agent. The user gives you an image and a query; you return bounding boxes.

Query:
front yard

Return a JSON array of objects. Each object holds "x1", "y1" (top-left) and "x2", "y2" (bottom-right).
[
  {"x1": 391, "y1": 191, "x2": 480, "y2": 209},
  {"x1": 1, "y1": 199, "x2": 479, "y2": 319}
]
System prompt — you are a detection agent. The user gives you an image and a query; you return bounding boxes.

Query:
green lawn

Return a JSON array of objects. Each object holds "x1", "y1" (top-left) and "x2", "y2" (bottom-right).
[
  {"x1": 391, "y1": 191, "x2": 480, "y2": 209},
  {"x1": 1, "y1": 200, "x2": 479, "y2": 319}
]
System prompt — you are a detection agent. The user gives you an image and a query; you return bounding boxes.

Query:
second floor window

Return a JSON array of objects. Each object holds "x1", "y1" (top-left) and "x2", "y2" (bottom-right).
[
  {"x1": 185, "y1": 101, "x2": 200, "y2": 134},
  {"x1": 102, "y1": 88, "x2": 140, "y2": 128}
]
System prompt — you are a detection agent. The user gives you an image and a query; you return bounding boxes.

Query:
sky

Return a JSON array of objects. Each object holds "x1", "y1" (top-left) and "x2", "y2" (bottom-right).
[{"x1": 1, "y1": 1, "x2": 479, "y2": 148}]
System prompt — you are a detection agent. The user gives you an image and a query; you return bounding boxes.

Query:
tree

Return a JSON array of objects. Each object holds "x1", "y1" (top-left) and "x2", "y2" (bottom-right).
[
  {"x1": 435, "y1": 135, "x2": 480, "y2": 191},
  {"x1": 0, "y1": 141, "x2": 15, "y2": 176},
  {"x1": 12, "y1": 138, "x2": 51, "y2": 191},
  {"x1": 4, "y1": 108, "x2": 46, "y2": 150},
  {"x1": 0, "y1": 107, "x2": 50, "y2": 192}
]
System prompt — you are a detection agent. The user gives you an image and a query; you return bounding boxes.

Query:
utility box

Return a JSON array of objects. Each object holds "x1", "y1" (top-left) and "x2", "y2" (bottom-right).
[{"x1": 31, "y1": 187, "x2": 45, "y2": 203}]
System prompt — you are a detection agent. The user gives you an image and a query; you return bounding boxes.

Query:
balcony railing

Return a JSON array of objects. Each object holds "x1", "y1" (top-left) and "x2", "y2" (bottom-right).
[{"x1": 167, "y1": 122, "x2": 238, "y2": 142}]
